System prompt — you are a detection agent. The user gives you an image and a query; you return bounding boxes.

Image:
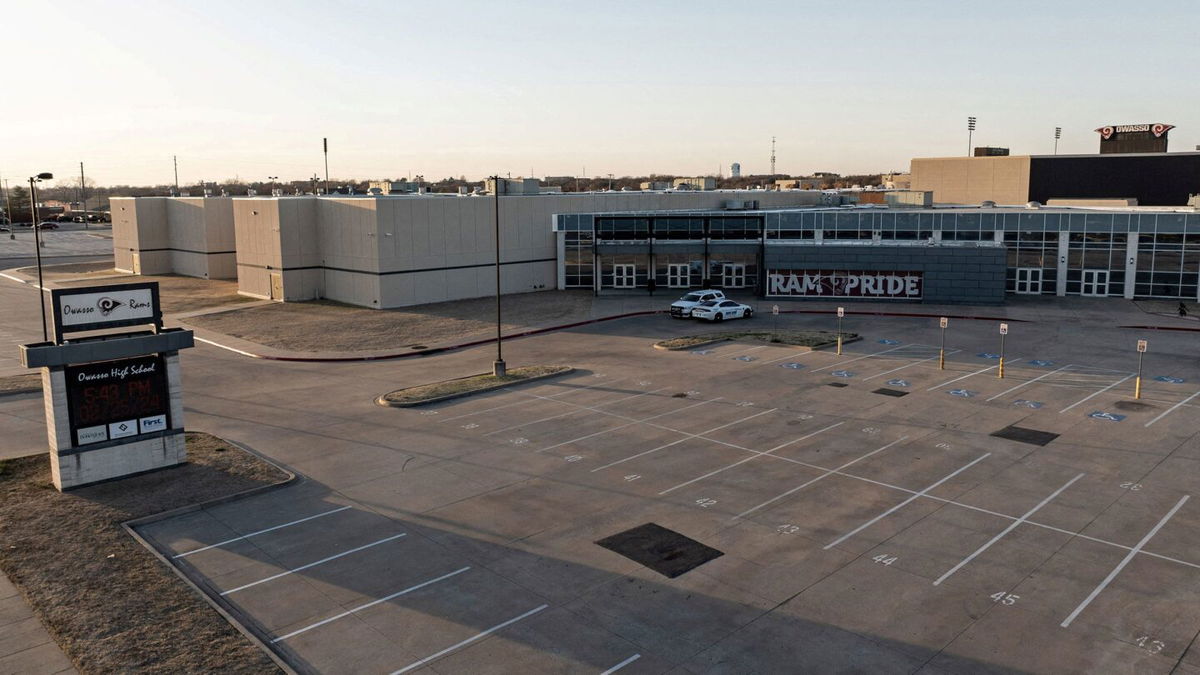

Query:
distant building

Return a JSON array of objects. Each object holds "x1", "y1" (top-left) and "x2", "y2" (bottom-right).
[
  {"x1": 486, "y1": 177, "x2": 544, "y2": 195},
  {"x1": 640, "y1": 181, "x2": 669, "y2": 191},
  {"x1": 672, "y1": 177, "x2": 716, "y2": 191},
  {"x1": 367, "y1": 180, "x2": 420, "y2": 195},
  {"x1": 881, "y1": 173, "x2": 911, "y2": 189},
  {"x1": 730, "y1": 163, "x2": 741, "y2": 178},
  {"x1": 776, "y1": 178, "x2": 823, "y2": 190},
  {"x1": 973, "y1": 147, "x2": 1010, "y2": 157}
]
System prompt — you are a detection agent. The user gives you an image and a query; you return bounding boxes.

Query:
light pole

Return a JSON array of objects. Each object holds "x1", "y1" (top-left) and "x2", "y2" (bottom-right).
[
  {"x1": 323, "y1": 137, "x2": 329, "y2": 196},
  {"x1": 492, "y1": 175, "x2": 506, "y2": 377},
  {"x1": 967, "y1": 116, "x2": 977, "y2": 156},
  {"x1": 1054, "y1": 127, "x2": 1062, "y2": 155},
  {"x1": 2, "y1": 178, "x2": 13, "y2": 239},
  {"x1": 29, "y1": 172, "x2": 54, "y2": 342},
  {"x1": 268, "y1": 176, "x2": 278, "y2": 195}
]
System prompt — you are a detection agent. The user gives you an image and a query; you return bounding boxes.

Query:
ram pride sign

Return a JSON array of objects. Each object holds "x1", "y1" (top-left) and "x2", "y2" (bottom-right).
[
  {"x1": 50, "y1": 282, "x2": 161, "y2": 343},
  {"x1": 767, "y1": 270, "x2": 922, "y2": 299}
]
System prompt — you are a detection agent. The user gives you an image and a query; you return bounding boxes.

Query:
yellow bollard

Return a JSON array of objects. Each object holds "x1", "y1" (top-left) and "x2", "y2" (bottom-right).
[
  {"x1": 1134, "y1": 376, "x2": 1142, "y2": 400},
  {"x1": 836, "y1": 335, "x2": 843, "y2": 356},
  {"x1": 997, "y1": 356, "x2": 1005, "y2": 379}
]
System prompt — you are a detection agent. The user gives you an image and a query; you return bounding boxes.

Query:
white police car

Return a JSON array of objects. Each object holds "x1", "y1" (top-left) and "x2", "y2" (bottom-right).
[
  {"x1": 690, "y1": 299, "x2": 754, "y2": 322},
  {"x1": 669, "y1": 290, "x2": 726, "y2": 318}
]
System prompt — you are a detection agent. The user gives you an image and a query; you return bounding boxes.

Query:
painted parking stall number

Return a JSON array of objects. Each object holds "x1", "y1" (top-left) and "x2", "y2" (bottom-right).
[
  {"x1": 565, "y1": 455, "x2": 584, "y2": 462},
  {"x1": 1013, "y1": 399, "x2": 1044, "y2": 409},
  {"x1": 1136, "y1": 636, "x2": 1165, "y2": 654},
  {"x1": 734, "y1": 355, "x2": 756, "y2": 362},
  {"x1": 624, "y1": 474, "x2": 641, "y2": 482},
  {"x1": 1119, "y1": 482, "x2": 1143, "y2": 491},
  {"x1": 781, "y1": 362, "x2": 805, "y2": 369},
  {"x1": 777, "y1": 524, "x2": 801, "y2": 534},
  {"x1": 511, "y1": 437, "x2": 529, "y2": 445}
]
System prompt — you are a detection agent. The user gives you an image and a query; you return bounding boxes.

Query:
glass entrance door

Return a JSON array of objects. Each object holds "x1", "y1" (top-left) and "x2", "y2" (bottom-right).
[
  {"x1": 1015, "y1": 267, "x2": 1042, "y2": 294},
  {"x1": 722, "y1": 264, "x2": 745, "y2": 288},
  {"x1": 613, "y1": 264, "x2": 636, "y2": 288},
  {"x1": 667, "y1": 264, "x2": 690, "y2": 288},
  {"x1": 1081, "y1": 270, "x2": 1108, "y2": 296}
]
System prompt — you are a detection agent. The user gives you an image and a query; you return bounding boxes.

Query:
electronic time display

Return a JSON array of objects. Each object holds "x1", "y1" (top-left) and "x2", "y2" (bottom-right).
[{"x1": 65, "y1": 355, "x2": 170, "y2": 447}]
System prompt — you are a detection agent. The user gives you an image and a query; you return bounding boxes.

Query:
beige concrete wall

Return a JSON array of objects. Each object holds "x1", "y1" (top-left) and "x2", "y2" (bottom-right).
[
  {"x1": 233, "y1": 190, "x2": 822, "y2": 309},
  {"x1": 110, "y1": 197, "x2": 235, "y2": 279},
  {"x1": 109, "y1": 197, "x2": 140, "y2": 272},
  {"x1": 910, "y1": 156, "x2": 1032, "y2": 205}
]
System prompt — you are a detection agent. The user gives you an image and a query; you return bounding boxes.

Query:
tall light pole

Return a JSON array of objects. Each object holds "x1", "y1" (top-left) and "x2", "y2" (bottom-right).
[
  {"x1": 2, "y1": 178, "x2": 12, "y2": 238},
  {"x1": 29, "y1": 172, "x2": 54, "y2": 342},
  {"x1": 173, "y1": 155, "x2": 179, "y2": 195},
  {"x1": 268, "y1": 176, "x2": 278, "y2": 195},
  {"x1": 1054, "y1": 127, "x2": 1062, "y2": 155},
  {"x1": 322, "y1": 137, "x2": 329, "y2": 195},
  {"x1": 967, "y1": 116, "x2": 977, "y2": 156},
  {"x1": 491, "y1": 175, "x2": 506, "y2": 377}
]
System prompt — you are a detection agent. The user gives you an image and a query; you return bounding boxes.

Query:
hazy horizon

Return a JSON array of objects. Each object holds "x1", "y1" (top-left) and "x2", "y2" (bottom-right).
[{"x1": 4, "y1": 0, "x2": 1198, "y2": 189}]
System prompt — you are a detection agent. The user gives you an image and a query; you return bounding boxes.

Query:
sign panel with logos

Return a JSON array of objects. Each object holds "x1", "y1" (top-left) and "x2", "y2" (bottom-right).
[
  {"x1": 50, "y1": 282, "x2": 161, "y2": 343},
  {"x1": 767, "y1": 271, "x2": 922, "y2": 299},
  {"x1": 64, "y1": 354, "x2": 170, "y2": 447},
  {"x1": 1137, "y1": 339, "x2": 1148, "y2": 353}
]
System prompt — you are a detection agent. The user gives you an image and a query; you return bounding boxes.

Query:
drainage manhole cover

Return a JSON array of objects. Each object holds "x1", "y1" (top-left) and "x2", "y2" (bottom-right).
[
  {"x1": 991, "y1": 425, "x2": 1059, "y2": 446},
  {"x1": 596, "y1": 523, "x2": 723, "y2": 578}
]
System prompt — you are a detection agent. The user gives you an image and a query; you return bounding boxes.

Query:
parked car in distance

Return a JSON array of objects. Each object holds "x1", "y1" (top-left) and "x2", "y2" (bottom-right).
[
  {"x1": 669, "y1": 289, "x2": 726, "y2": 318},
  {"x1": 690, "y1": 299, "x2": 754, "y2": 322},
  {"x1": 36, "y1": 222, "x2": 59, "y2": 230}
]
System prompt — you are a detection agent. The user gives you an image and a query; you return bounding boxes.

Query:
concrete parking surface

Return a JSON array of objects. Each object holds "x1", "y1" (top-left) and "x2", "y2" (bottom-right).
[{"x1": 111, "y1": 308, "x2": 1200, "y2": 674}]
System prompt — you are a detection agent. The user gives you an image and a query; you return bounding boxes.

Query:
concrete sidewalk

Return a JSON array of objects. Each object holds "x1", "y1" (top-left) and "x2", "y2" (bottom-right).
[{"x1": 0, "y1": 572, "x2": 75, "y2": 675}]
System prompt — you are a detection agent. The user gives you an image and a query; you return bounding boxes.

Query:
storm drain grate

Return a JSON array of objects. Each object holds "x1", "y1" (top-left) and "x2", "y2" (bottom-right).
[
  {"x1": 872, "y1": 388, "x2": 909, "y2": 398},
  {"x1": 827, "y1": 382, "x2": 849, "y2": 388},
  {"x1": 991, "y1": 425, "x2": 1059, "y2": 446},
  {"x1": 596, "y1": 523, "x2": 723, "y2": 578}
]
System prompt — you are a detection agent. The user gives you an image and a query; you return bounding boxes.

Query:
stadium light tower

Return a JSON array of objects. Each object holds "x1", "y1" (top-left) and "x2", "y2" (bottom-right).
[
  {"x1": 967, "y1": 117, "x2": 977, "y2": 156},
  {"x1": 1054, "y1": 127, "x2": 1062, "y2": 155}
]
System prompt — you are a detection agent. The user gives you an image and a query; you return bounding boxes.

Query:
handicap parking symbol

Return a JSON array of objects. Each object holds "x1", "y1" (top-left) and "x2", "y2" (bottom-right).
[
  {"x1": 831, "y1": 370, "x2": 855, "y2": 378},
  {"x1": 781, "y1": 362, "x2": 806, "y2": 369},
  {"x1": 1154, "y1": 375, "x2": 1186, "y2": 384},
  {"x1": 878, "y1": 339, "x2": 901, "y2": 345},
  {"x1": 1028, "y1": 360, "x2": 1054, "y2": 367},
  {"x1": 886, "y1": 379, "x2": 911, "y2": 388},
  {"x1": 1088, "y1": 411, "x2": 1126, "y2": 422},
  {"x1": 977, "y1": 353, "x2": 1001, "y2": 359},
  {"x1": 948, "y1": 389, "x2": 977, "y2": 398},
  {"x1": 1013, "y1": 399, "x2": 1044, "y2": 409},
  {"x1": 734, "y1": 355, "x2": 757, "y2": 362},
  {"x1": 692, "y1": 349, "x2": 713, "y2": 355}
]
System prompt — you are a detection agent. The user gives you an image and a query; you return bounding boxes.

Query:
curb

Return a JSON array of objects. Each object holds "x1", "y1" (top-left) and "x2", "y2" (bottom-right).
[
  {"x1": 653, "y1": 333, "x2": 858, "y2": 352},
  {"x1": 1120, "y1": 325, "x2": 1200, "y2": 333},
  {"x1": 375, "y1": 367, "x2": 575, "y2": 408}
]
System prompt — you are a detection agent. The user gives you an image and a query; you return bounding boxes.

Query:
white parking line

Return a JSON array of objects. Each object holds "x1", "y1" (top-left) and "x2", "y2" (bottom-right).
[
  {"x1": 736, "y1": 437, "x2": 907, "y2": 519},
  {"x1": 728, "y1": 345, "x2": 769, "y2": 357},
  {"x1": 933, "y1": 473, "x2": 1084, "y2": 586},
  {"x1": 862, "y1": 351, "x2": 960, "y2": 382},
  {"x1": 601, "y1": 653, "x2": 642, "y2": 674},
  {"x1": 590, "y1": 409, "x2": 776, "y2": 472},
  {"x1": 220, "y1": 534, "x2": 407, "y2": 595},
  {"x1": 537, "y1": 397, "x2": 721, "y2": 453},
  {"x1": 1061, "y1": 495, "x2": 1189, "y2": 628},
  {"x1": 985, "y1": 364, "x2": 1074, "y2": 402},
  {"x1": 759, "y1": 348, "x2": 822, "y2": 365},
  {"x1": 926, "y1": 357, "x2": 1023, "y2": 391},
  {"x1": 1058, "y1": 374, "x2": 1134, "y2": 413},
  {"x1": 823, "y1": 453, "x2": 991, "y2": 550},
  {"x1": 437, "y1": 377, "x2": 630, "y2": 423},
  {"x1": 1144, "y1": 390, "x2": 1200, "y2": 427},
  {"x1": 272, "y1": 567, "x2": 471, "y2": 642},
  {"x1": 173, "y1": 505, "x2": 352, "y2": 559},
  {"x1": 389, "y1": 604, "x2": 549, "y2": 674},
  {"x1": 809, "y1": 344, "x2": 914, "y2": 373},
  {"x1": 483, "y1": 387, "x2": 668, "y2": 436},
  {"x1": 657, "y1": 422, "x2": 844, "y2": 495}
]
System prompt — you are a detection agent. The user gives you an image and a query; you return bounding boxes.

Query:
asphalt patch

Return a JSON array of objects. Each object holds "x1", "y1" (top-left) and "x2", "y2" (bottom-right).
[
  {"x1": 990, "y1": 425, "x2": 1060, "y2": 446},
  {"x1": 872, "y1": 388, "x2": 909, "y2": 398},
  {"x1": 827, "y1": 382, "x2": 849, "y2": 388},
  {"x1": 1114, "y1": 400, "x2": 1156, "y2": 412},
  {"x1": 596, "y1": 523, "x2": 723, "y2": 578}
]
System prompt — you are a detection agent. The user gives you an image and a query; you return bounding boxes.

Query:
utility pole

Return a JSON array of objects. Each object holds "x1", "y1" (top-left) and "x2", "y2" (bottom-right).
[
  {"x1": 770, "y1": 136, "x2": 776, "y2": 176},
  {"x1": 323, "y1": 137, "x2": 329, "y2": 195},
  {"x1": 173, "y1": 155, "x2": 179, "y2": 195}
]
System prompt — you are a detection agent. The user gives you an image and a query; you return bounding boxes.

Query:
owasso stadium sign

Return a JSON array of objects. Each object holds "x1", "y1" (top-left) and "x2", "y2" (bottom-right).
[
  {"x1": 767, "y1": 270, "x2": 922, "y2": 299},
  {"x1": 1095, "y1": 123, "x2": 1174, "y2": 139}
]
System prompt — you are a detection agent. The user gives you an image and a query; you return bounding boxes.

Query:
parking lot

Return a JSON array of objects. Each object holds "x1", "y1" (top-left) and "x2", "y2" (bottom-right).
[{"x1": 136, "y1": 313, "x2": 1200, "y2": 674}]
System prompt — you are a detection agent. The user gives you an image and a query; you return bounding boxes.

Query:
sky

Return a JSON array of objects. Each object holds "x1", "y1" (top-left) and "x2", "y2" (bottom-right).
[{"x1": 3, "y1": 0, "x2": 1199, "y2": 188}]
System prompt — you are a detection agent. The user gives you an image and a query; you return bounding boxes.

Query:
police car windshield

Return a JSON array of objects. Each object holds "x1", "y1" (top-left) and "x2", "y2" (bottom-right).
[
  {"x1": 682, "y1": 293, "x2": 706, "y2": 302},
  {"x1": 697, "y1": 300, "x2": 719, "y2": 307}
]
